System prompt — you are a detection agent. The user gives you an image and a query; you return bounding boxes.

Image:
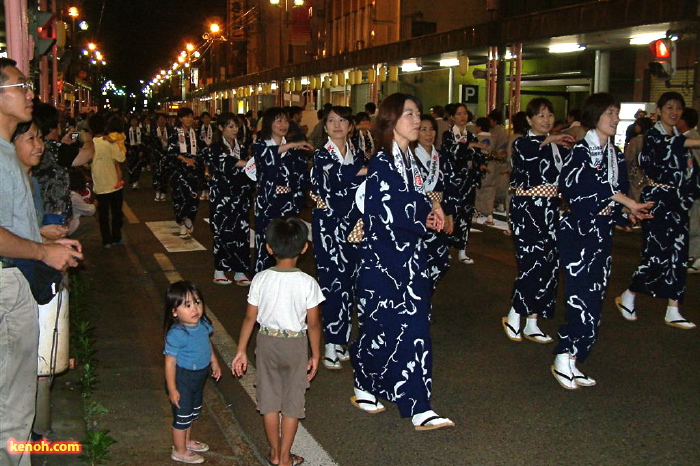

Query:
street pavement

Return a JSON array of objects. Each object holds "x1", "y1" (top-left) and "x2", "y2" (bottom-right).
[{"x1": 48, "y1": 178, "x2": 700, "y2": 465}]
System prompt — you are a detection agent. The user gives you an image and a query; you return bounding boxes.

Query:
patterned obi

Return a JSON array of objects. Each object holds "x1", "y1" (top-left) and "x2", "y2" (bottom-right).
[
  {"x1": 347, "y1": 218, "x2": 364, "y2": 244},
  {"x1": 646, "y1": 179, "x2": 672, "y2": 190},
  {"x1": 309, "y1": 192, "x2": 329, "y2": 210},
  {"x1": 598, "y1": 204, "x2": 614, "y2": 216},
  {"x1": 275, "y1": 185, "x2": 292, "y2": 195},
  {"x1": 515, "y1": 184, "x2": 558, "y2": 197},
  {"x1": 426, "y1": 191, "x2": 444, "y2": 203}
]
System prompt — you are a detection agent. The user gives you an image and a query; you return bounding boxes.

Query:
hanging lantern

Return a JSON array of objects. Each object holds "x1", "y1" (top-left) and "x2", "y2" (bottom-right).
[
  {"x1": 339, "y1": 72, "x2": 346, "y2": 86},
  {"x1": 368, "y1": 68, "x2": 376, "y2": 84},
  {"x1": 323, "y1": 76, "x2": 331, "y2": 89},
  {"x1": 284, "y1": 81, "x2": 291, "y2": 93},
  {"x1": 293, "y1": 79, "x2": 300, "y2": 92},
  {"x1": 355, "y1": 70, "x2": 363, "y2": 84},
  {"x1": 379, "y1": 66, "x2": 387, "y2": 82},
  {"x1": 389, "y1": 65, "x2": 399, "y2": 82},
  {"x1": 459, "y1": 54, "x2": 469, "y2": 76},
  {"x1": 331, "y1": 74, "x2": 339, "y2": 87},
  {"x1": 348, "y1": 71, "x2": 356, "y2": 85}
]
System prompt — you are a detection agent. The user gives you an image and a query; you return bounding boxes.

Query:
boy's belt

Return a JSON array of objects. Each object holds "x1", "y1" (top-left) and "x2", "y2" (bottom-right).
[{"x1": 259, "y1": 325, "x2": 306, "y2": 338}]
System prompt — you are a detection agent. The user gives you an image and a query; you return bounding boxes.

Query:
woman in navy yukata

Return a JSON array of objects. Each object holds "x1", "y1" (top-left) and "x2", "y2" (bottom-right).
[
  {"x1": 352, "y1": 111, "x2": 375, "y2": 158},
  {"x1": 416, "y1": 114, "x2": 458, "y2": 292},
  {"x1": 553, "y1": 93, "x2": 653, "y2": 390},
  {"x1": 350, "y1": 93, "x2": 454, "y2": 431},
  {"x1": 616, "y1": 92, "x2": 700, "y2": 330},
  {"x1": 252, "y1": 107, "x2": 314, "y2": 273},
  {"x1": 501, "y1": 98, "x2": 574, "y2": 345},
  {"x1": 441, "y1": 103, "x2": 488, "y2": 265},
  {"x1": 168, "y1": 107, "x2": 206, "y2": 238},
  {"x1": 204, "y1": 113, "x2": 255, "y2": 286},
  {"x1": 151, "y1": 113, "x2": 170, "y2": 201},
  {"x1": 310, "y1": 106, "x2": 367, "y2": 370}
]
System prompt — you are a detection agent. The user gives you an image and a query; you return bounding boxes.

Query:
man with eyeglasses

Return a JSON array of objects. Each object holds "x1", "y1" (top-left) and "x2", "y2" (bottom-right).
[{"x1": 0, "y1": 57, "x2": 84, "y2": 465}]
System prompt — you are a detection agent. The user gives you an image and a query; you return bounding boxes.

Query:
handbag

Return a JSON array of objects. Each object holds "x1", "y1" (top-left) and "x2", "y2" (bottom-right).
[{"x1": 13, "y1": 259, "x2": 64, "y2": 305}]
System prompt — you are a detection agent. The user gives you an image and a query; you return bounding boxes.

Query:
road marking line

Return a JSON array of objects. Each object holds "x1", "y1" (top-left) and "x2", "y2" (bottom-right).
[
  {"x1": 146, "y1": 221, "x2": 206, "y2": 252},
  {"x1": 153, "y1": 253, "x2": 338, "y2": 465},
  {"x1": 123, "y1": 201, "x2": 139, "y2": 223}
]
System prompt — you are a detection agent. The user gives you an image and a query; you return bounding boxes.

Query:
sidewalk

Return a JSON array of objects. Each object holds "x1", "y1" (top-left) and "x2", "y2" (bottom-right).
[{"x1": 39, "y1": 218, "x2": 263, "y2": 465}]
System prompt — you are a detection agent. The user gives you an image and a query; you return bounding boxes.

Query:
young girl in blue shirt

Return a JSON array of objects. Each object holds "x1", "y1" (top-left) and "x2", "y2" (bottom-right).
[{"x1": 164, "y1": 281, "x2": 221, "y2": 464}]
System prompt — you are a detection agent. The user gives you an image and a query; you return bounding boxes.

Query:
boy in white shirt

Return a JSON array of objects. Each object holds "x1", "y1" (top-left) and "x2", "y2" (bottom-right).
[{"x1": 232, "y1": 217, "x2": 324, "y2": 466}]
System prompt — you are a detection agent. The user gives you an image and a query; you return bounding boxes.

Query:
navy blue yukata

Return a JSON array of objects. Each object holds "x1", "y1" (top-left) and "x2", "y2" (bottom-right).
[
  {"x1": 311, "y1": 138, "x2": 366, "y2": 345},
  {"x1": 126, "y1": 126, "x2": 145, "y2": 185},
  {"x1": 253, "y1": 138, "x2": 309, "y2": 272},
  {"x1": 351, "y1": 142, "x2": 435, "y2": 418},
  {"x1": 151, "y1": 125, "x2": 170, "y2": 193},
  {"x1": 509, "y1": 132, "x2": 568, "y2": 319},
  {"x1": 414, "y1": 144, "x2": 457, "y2": 290},
  {"x1": 556, "y1": 130, "x2": 629, "y2": 362},
  {"x1": 628, "y1": 124, "x2": 700, "y2": 303},
  {"x1": 204, "y1": 138, "x2": 255, "y2": 274},
  {"x1": 168, "y1": 127, "x2": 206, "y2": 224},
  {"x1": 442, "y1": 126, "x2": 485, "y2": 251}
]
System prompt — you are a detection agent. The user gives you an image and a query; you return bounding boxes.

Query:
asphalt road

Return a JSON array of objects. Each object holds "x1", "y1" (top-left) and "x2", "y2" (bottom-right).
[{"x1": 120, "y1": 181, "x2": 700, "y2": 466}]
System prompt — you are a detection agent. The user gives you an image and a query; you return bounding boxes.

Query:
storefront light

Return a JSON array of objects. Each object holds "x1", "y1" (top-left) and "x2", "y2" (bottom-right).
[
  {"x1": 401, "y1": 60, "x2": 422, "y2": 72},
  {"x1": 548, "y1": 43, "x2": 585, "y2": 54},
  {"x1": 439, "y1": 58, "x2": 459, "y2": 67},
  {"x1": 629, "y1": 32, "x2": 666, "y2": 45}
]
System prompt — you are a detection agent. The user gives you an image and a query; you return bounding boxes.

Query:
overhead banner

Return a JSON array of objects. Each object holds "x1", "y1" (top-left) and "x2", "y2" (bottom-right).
[{"x1": 229, "y1": 0, "x2": 247, "y2": 42}]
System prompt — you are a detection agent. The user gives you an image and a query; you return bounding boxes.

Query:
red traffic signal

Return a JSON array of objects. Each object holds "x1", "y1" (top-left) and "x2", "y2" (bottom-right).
[
  {"x1": 648, "y1": 38, "x2": 676, "y2": 80},
  {"x1": 652, "y1": 39, "x2": 671, "y2": 59}
]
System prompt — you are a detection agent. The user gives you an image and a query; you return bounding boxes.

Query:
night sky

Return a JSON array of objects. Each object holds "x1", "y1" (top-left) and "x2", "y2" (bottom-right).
[{"x1": 79, "y1": 0, "x2": 228, "y2": 90}]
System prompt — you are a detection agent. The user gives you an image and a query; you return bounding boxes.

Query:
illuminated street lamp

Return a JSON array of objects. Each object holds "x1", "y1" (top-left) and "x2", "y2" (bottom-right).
[
  {"x1": 68, "y1": 6, "x2": 79, "y2": 48},
  {"x1": 202, "y1": 21, "x2": 228, "y2": 86},
  {"x1": 269, "y1": 0, "x2": 305, "y2": 67}
]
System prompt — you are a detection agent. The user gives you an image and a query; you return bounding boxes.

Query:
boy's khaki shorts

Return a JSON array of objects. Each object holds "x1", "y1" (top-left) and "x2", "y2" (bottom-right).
[{"x1": 255, "y1": 332, "x2": 309, "y2": 418}]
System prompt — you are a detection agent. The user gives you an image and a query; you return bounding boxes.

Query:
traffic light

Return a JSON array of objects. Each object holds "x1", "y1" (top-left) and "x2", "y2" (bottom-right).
[
  {"x1": 649, "y1": 38, "x2": 676, "y2": 80},
  {"x1": 29, "y1": 9, "x2": 56, "y2": 57}
]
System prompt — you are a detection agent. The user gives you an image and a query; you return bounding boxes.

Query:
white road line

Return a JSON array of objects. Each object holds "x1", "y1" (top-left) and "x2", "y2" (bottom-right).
[
  {"x1": 153, "y1": 253, "x2": 338, "y2": 465},
  {"x1": 146, "y1": 221, "x2": 206, "y2": 252},
  {"x1": 123, "y1": 201, "x2": 138, "y2": 223}
]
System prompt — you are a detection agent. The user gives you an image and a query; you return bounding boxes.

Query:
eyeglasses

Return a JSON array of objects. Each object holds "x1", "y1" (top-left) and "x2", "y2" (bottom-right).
[{"x1": 0, "y1": 80, "x2": 34, "y2": 93}]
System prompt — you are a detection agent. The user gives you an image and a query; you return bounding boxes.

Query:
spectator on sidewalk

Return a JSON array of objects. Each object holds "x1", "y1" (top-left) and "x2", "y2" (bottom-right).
[
  {"x1": 67, "y1": 169, "x2": 96, "y2": 236},
  {"x1": 0, "y1": 57, "x2": 82, "y2": 466},
  {"x1": 90, "y1": 113, "x2": 126, "y2": 248},
  {"x1": 32, "y1": 102, "x2": 94, "y2": 229},
  {"x1": 232, "y1": 217, "x2": 324, "y2": 466},
  {"x1": 164, "y1": 281, "x2": 222, "y2": 464}
]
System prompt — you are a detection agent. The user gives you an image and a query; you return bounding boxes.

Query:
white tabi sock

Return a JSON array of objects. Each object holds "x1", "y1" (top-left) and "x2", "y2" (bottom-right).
[{"x1": 621, "y1": 289, "x2": 635, "y2": 311}]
